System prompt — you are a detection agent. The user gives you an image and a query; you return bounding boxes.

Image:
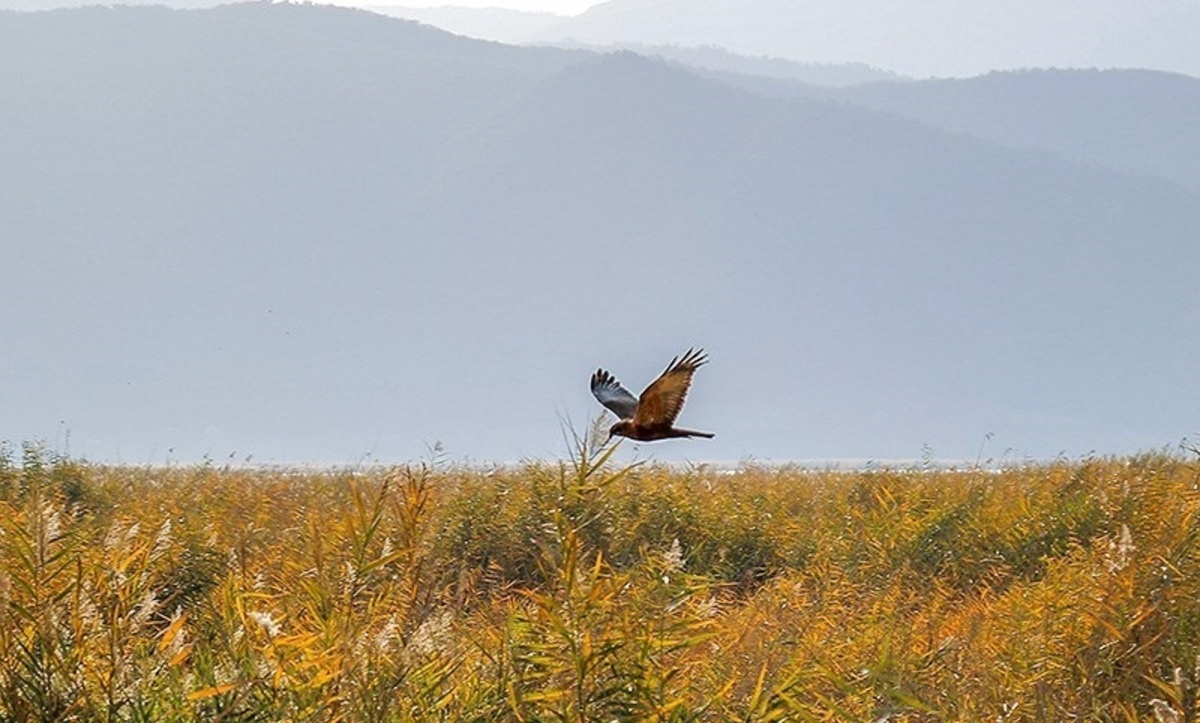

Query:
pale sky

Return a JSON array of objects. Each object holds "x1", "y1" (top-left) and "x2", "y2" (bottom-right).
[{"x1": 401, "y1": 0, "x2": 600, "y2": 14}]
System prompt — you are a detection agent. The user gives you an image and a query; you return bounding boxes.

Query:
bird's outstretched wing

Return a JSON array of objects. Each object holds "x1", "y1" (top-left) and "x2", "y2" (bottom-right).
[
  {"x1": 633, "y1": 348, "x2": 707, "y2": 428},
  {"x1": 591, "y1": 369, "x2": 639, "y2": 420}
]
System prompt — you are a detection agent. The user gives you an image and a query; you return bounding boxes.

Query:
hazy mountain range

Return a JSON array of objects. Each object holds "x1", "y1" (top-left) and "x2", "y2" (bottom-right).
[
  {"x1": 2, "y1": 3, "x2": 1197, "y2": 464},
  {"x1": 539, "y1": 42, "x2": 904, "y2": 88},
  {"x1": 4, "y1": 0, "x2": 1198, "y2": 80},
  {"x1": 370, "y1": 0, "x2": 1200, "y2": 79},
  {"x1": 363, "y1": 4, "x2": 565, "y2": 45},
  {"x1": 362, "y1": 7, "x2": 902, "y2": 87},
  {"x1": 714, "y1": 68, "x2": 1200, "y2": 195}
]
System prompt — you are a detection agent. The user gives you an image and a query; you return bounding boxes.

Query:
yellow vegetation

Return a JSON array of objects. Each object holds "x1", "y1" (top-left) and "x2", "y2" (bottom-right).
[{"x1": 1, "y1": 439, "x2": 1198, "y2": 720}]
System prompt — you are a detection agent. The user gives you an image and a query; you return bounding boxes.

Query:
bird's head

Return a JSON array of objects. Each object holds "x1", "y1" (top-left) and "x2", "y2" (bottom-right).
[{"x1": 607, "y1": 420, "x2": 633, "y2": 444}]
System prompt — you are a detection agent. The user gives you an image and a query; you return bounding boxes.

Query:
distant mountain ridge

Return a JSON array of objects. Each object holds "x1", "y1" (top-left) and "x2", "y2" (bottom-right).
[
  {"x1": 706, "y1": 67, "x2": 1200, "y2": 194},
  {"x1": 358, "y1": 6, "x2": 903, "y2": 87},
  {"x1": 536, "y1": 0, "x2": 1200, "y2": 78},
  {"x1": 1, "y1": 4, "x2": 1196, "y2": 463},
  {"x1": 540, "y1": 41, "x2": 903, "y2": 87},
  {"x1": 363, "y1": 4, "x2": 566, "y2": 44},
  {"x1": 834, "y1": 69, "x2": 1200, "y2": 193},
  {"x1": 7, "y1": 0, "x2": 1196, "y2": 78}
]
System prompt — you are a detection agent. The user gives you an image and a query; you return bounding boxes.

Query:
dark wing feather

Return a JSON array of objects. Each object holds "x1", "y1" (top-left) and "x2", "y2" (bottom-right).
[
  {"x1": 633, "y1": 348, "x2": 707, "y2": 428},
  {"x1": 590, "y1": 368, "x2": 639, "y2": 420}
]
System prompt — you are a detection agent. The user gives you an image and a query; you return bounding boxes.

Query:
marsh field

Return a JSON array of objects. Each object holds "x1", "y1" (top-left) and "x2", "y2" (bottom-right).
[{"x1": 2, "y1": 441, "x2": 1199, "y2": 721}]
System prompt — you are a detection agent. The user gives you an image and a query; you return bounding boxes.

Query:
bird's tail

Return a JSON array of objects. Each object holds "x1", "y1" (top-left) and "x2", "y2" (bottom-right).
[{"x1": 678, "y1": 429, "x2": 715, "y2": 439}]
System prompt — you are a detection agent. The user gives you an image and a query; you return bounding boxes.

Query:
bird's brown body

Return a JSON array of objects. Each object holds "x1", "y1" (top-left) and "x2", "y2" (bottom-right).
[
  {"x1": 607, "y1": 419, "x2": 714, "y2": 442},
  {"x1": 590, "y1": 348, "x2": 713, "y2": 442}
]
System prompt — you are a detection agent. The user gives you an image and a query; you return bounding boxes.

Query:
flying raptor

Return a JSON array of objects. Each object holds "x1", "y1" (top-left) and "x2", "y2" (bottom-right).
[{"x1": 590, "y1": 348, "x2": 714, "y2": 442}]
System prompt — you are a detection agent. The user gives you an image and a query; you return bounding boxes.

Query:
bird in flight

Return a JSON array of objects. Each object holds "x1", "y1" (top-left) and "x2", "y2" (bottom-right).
[{"x1": 590, "y1": 348, "x2": 714, "y2": 442}]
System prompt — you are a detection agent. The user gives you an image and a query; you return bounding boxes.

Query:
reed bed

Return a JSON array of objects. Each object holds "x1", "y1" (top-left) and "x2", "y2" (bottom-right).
[{"x1": 1, "y1": 439, "x2": 1198, "y2": 721}]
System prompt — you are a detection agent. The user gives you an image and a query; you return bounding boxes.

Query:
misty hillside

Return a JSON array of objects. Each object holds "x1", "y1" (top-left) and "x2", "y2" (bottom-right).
[
  {"x1": 2, "y1": 4, "x2": 1197, "y2": 464},
  {"x1": 364, "y1": 4, "x2": 566, "y2": 45},
  {"x1": 835, "y1": 70, "x2": 1200, "y2": 194},
  {"x1": 356, "y1": 4, "x2": 902, "y2": 88},
  {"x1": 713, "y1": 68, "x2": 1200, "y2": 194},
  {"x1": 543, "y1": 42, "x2": 903, "y2": 88},
  {"x1": 535, "y1": 0, "x2": 1200, "y2": 78}
]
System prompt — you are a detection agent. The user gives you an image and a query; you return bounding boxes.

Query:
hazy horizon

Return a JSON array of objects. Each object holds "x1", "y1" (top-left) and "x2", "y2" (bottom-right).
[
  {"x1": 364, "y1": 0, "x2": 599, "y2": 13},
  {"x1": 3, "y1": 1, "x2": 1199, "y2": 79},
  {"x1": 352, "y1": 0, "x2": 1200, "y2": 79}
]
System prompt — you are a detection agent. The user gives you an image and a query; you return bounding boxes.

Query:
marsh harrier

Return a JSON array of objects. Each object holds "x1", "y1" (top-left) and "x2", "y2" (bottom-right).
[{"x1": 590, "y1": 348, "x2": 714, "y2": 442}]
